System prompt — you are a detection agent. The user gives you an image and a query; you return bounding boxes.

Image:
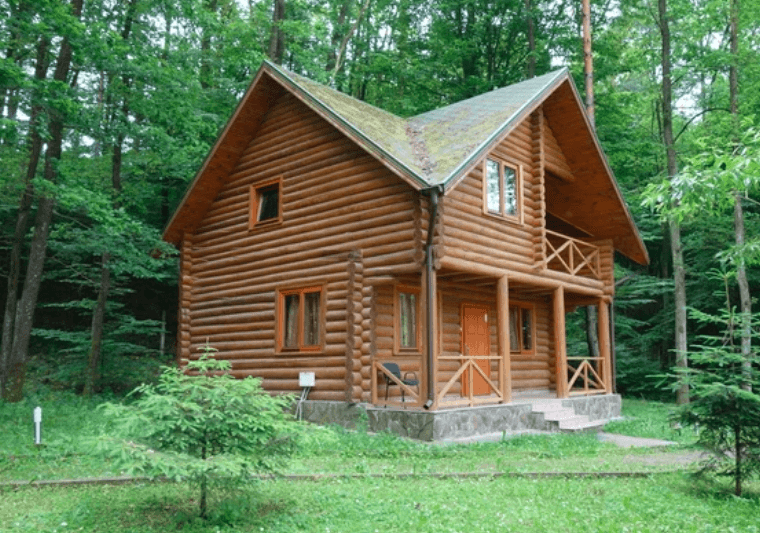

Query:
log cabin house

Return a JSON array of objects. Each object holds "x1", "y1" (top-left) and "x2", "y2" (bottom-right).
[{"x1": 163, "y1": 61, "x2": 649, "y2": 436}]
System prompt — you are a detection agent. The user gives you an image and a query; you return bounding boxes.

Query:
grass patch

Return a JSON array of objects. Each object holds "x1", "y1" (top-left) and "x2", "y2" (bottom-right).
[
  {"x1": 606, "y1": 398, "x2": 698, "y2": 445},
  {"x1": 1, "y1": 393, "x2": 756, "y2": 531},
  {"x1": 2, "y1": 475, "x2": 758, "y2": 532}
]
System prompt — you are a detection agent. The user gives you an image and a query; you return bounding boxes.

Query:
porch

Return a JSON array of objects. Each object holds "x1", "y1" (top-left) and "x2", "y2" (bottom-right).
[
  {"x1": 369, "y1": 248, "x2": 614, "y2": 411},
  {"x1": 297, "y1": 394, "x2": 621, "y2": 442}
]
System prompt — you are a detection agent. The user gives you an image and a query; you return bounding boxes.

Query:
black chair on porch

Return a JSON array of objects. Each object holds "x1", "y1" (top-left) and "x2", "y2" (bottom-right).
[{"x1": 382, "y1": 362, "x2": 419, "y2": 406}]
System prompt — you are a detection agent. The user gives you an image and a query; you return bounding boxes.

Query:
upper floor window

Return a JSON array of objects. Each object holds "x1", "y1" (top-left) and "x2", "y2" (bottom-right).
[
  {"x1": 278, "y1": 286, "x2": 322, "y2": 351},
  {"x1": 484, "y1": 158, "x2": 520, "y2": 220},
  {"x1": 509, "y1": 303, "x2": 534, "y2": 354},
  {"x1": 250, "y1": 177, "x2": 282, "y2": 229}
]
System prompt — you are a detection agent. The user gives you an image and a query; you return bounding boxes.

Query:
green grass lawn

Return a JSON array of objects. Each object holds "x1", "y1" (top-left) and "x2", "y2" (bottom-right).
[{"x1": 2, "y1": 393, "x2": 757, "y2": 532}]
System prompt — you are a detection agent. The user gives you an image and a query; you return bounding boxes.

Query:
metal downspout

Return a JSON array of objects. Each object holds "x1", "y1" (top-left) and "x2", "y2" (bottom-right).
[{"x1": 423, "y1": 186, "x2": 442, "y2": 409}]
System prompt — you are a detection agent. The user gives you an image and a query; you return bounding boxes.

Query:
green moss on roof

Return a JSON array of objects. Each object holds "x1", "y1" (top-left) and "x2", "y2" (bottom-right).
[{"x1": 268, "y1": 62, "x2": 565, "y2": 188}]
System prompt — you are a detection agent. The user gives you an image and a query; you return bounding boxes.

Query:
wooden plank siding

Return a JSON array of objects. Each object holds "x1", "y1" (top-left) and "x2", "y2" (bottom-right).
[{"x1": 184, "y1": 92, "x2": 423, "y2": 401}]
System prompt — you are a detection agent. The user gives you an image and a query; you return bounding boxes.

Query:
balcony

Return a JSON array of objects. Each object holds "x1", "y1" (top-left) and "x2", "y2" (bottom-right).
[{"x1": 542, "y1": 229, "x2": 601, "y2": 281}]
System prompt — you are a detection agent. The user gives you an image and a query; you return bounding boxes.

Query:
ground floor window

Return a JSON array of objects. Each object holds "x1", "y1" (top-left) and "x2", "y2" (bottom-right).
[
  {"x1": 509, "y1": 303, "x2": 534, "y2": 353},
  {"x1": 278, "y1": 286, "x2": 322, "y2": 351},
  {"x1": 396, "y1": 286, "x2": 420, "y2": 352}
]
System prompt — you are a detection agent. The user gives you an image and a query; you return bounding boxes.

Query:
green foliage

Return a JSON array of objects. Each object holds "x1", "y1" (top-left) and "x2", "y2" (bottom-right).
[
  {"x1": 675, "y1": 308, "x2": 760, "y2": 496},
  {"x1": 98, "y1": 349, "x2": 299, "y2": 517}
]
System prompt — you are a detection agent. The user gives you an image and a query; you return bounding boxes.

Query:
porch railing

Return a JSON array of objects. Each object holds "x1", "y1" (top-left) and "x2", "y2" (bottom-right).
[
  {"x1": 436, "y1": 354, "x2": 504, "y2": 408},
  {"x1": 371, "y1": 357, "x2": 422, "y2": 407},
  {"x1": 543, "y1": 230, "x2": 601, "y2": 280},
  {"x1": 566, "y1": 356, "x2": 607, "y2": 395}
]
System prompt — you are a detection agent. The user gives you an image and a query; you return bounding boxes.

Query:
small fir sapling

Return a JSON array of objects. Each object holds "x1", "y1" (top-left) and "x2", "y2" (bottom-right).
[{"x1": 98, "y1": 344, "x2": 298, "y2": 518}]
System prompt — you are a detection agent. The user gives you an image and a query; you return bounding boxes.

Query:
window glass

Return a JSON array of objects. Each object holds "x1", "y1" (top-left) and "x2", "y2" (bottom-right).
[
  {"x1": 399, "y1": 291, "x2": 417, "y2": 349},
  {"x1": 486, "y1": 159, "x2": 501, "y2": 214},
  {"x1": 521, "y1": 308, "x2": 532, "y2": 350},
  {"x1": 504, "y1": 165, "x2": 517, "y2": 215},
  {"x1": 509, "y1": 307, "x2": 520, "y2": 352},
  {"x1": 303, "y1": 291, "x2": 320, "y2": 346},
  {"x1": 258, "y1": 186, "x2": 279, "y2": 221},
  {"x1": 283, "y1": 293, "x2": 299, "y2": 348}
]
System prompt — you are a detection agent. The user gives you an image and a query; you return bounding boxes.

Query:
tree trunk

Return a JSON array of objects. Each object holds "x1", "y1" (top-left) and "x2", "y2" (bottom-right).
[
  {"x1": 728, "y1": 0, "x2": 751, "y2": 392},
  {"x1": 83, "y1": 0, "x2": 135, "y2": 397},
  {"x1": 200, "y1": 0, "x2": 218, "y2": 89},
  {"x1": 84, "y1": 254, "x2": 110, "y2": 397},
  {"x1": 659, "y1": 0, "x2": 688, "y2": 404},
  {"x1": 325, "y1": 0, "x2": 351, "y2": 73},
  {"x1": 734, "y1": 424, "x2": 742, "y2": 497},
  {"x1": 2, "y1": 0, "x2": 84, "y2": 402},
  {"x1": 582, "y1": 0, "x2": 595, "y2": 127},
  {"x1": 330, "y1": 0, "x2": 371, "y2": 82},
  {"x1": 580, "y1": 0, "x2": 600, "y2": 360},
  {"x1": 268, "y1": 0, "x2": 286, "y2": 64},
  {"x1": 0, "y1": 35, "x2": 50, "y2": 398},
  {"x1": 525, "y1": 0, "x2": 535, "y2": 78},
  {"x1": 585, "y1": 306, "x2": 599, "y2": 359}
]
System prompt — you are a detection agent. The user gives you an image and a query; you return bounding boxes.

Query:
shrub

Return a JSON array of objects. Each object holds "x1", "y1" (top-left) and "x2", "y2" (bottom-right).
[{"x1": 99, "y1": 347, "x2": 298, "y2": 518}]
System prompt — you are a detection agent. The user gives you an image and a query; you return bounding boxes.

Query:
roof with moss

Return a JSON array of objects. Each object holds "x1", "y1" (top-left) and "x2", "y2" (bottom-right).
[{"x1": 268, "y1": 62, "x2": 566, "y2": 188}]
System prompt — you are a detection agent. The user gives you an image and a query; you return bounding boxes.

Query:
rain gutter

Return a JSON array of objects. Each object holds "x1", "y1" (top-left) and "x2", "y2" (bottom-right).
[{"x1": 422, "y1": 185, "x2": 443, "y2": 409}]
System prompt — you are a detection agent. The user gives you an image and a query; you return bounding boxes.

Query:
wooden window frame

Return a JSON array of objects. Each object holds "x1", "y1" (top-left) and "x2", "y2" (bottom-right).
[
  {"x1": 482, "y1": 157, "x2": 523, "y2": 224},
  {"x1": 276, "y1": 285, "x2": 324, "y2": 353},
  {"x1": 508, "y1": 301, "x2": 535, "y2": 355},
  {"x1": 394, "y1": 285, "x2": 421, "y2": 354},
  {"x1": 249, "y1": 176, "x2": 283, "y2": 230}
]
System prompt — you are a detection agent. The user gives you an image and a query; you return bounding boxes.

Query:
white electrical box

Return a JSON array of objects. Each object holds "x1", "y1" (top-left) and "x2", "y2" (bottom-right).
[{"x1": 299, "y1": 372, "x2": 315, "y2": 387}]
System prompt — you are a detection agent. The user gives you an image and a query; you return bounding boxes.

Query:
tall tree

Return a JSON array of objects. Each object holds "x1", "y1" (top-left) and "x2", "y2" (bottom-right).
[
  {"x1": 2, "y1": 0, "x2": 85, "y2": 401},
  {"x1": 84, "y1": 0, "x2": 138, "y2": 397},
  {"x1": 658, "y1": 0, "x2": 688, "y2": 404},
  {"x1": 728, "y1": 0, "x2": 751, "y2": 392}
]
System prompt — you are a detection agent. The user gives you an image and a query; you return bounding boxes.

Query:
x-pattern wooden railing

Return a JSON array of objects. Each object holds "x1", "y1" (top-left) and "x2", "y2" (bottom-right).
[
  {"x1": 436, "y1": 354, "x2": 503, "y2": 408},
  {"x1": 543, "y1": 230, "x2": 601, "y2": 280},
  {"x1": 566, "y1": 356, "x2": 607, "y2": 395},
  {"x1": 372, "y1": 359, "x2": 421, "y2": 406}
]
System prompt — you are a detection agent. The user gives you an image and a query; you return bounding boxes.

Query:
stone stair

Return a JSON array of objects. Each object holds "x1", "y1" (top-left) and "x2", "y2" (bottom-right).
[{"x1": 531, "y1": 399, "x2": 607, "y2": 432}]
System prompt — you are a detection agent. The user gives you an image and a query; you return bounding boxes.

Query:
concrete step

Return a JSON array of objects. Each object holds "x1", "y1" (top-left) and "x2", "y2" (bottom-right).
[
  {"x1": 559, "y1": 416, "x2": 606, "y2": 432},
  {"x1": 530, "y1": 399, "x2": 567, "y2": 413},
  {"x1": 544, "y1": 409, "x2": 577, "y2": 421},
  {"x1": 531, "y1": 399, "x2": 608, "y2": 432}
]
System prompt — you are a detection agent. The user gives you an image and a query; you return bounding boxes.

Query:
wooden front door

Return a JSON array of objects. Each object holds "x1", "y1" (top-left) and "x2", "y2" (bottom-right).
[{"x1": 462, "y1": 304, "x2": 490, "y2": 396}]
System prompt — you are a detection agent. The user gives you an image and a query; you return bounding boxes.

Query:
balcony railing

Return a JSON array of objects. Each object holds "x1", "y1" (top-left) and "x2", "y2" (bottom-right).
[{"x1": 543, "y1": 230, "x2": 601, "y2": 280}]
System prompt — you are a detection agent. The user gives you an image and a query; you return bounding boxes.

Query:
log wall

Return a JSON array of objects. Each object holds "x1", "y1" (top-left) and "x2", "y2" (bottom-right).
[
  {"x1": 443, "y1": 116, "x2": 542, "y2": 275},
  {"x1": 185, "y1": 91, "x2": 421, "y2": 401}
]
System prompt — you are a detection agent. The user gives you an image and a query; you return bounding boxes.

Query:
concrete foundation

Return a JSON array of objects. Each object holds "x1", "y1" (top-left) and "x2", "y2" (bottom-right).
[{"x1": 296, "y1": 394, "x2": 621, "y2": 442}]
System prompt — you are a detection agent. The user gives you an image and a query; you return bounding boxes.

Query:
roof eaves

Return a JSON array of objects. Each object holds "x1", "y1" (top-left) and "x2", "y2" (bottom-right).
[
  {"x1": 439, "y1": 68, "x2": 569, "y2": 192},
  {"x1": 558, "y1": 70, "x2": 650, "y2": 265},
  {"x1": 263, "y1": 61, "x2": 430, "y2": 189},
  {"x1": 163, "y1": 63, "x2": 273, "y2": 245}
]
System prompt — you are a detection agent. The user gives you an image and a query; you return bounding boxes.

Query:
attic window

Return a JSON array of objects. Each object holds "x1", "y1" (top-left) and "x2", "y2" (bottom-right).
[
  {"x1": 484, "y1": 158, "x2": 521, "y2": 221},
  {"x1": 250, "y1": 177, "x2": 282, "y2": 229}
]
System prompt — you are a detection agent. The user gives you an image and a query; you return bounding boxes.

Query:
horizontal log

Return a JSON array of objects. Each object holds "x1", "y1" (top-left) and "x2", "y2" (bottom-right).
[{"x1": 197, "y1": 199, "x2": 413, "y2": 261}]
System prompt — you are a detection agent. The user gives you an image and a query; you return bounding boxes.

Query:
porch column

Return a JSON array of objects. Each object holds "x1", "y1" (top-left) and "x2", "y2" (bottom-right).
[
  {"x1": 497, "y1": 275, "x2": 511, "y2": 403},
  {"x1": 421, "y1": 267, "x2": 438, "y2": 408},
  {"x1": 553, "y1": 286, "x2": 568, "y2": 398},
  {"x1": 597, "y1": 298, "x2": 613, "y2": 394}
]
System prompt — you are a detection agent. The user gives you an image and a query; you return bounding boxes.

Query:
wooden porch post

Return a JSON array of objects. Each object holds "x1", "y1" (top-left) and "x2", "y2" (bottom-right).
[
  {"x1": 597, "y1": 298, "x2": 613, "y2": 393},
  {"x1": 554, "y1": 286, "x2": 568, "y2": 398},
  {"x1": 497, "y1": 275, "x2": 511, "y2": 403},
  {"x1": 422, "y1": 268, "x2": 438, "y2": 408}
]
